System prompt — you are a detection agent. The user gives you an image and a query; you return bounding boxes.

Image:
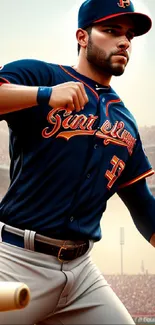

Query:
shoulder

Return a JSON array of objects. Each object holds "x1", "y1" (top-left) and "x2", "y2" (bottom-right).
[
  {"x1": 0, "y1": 59, "x2": 61, "y2": 72},
  {"x1": 0, "y1": 59, "x2": 62, "y2": 85}
]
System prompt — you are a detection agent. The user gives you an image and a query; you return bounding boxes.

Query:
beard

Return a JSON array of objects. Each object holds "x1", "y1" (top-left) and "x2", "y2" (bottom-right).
[{"x1": 86, "y1": 36, "x2": 128, "y2": 77}]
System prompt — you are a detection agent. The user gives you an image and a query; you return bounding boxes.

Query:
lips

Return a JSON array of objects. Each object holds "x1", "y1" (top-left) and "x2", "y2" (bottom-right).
[{"x1": 114, "y1": 51, "x2": 129, "y2": 61}]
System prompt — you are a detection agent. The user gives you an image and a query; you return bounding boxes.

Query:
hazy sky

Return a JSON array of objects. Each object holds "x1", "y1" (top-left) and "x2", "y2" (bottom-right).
[
  {"x1": 0, "y1": 0, "x2": 154, "y2": 126},
  {"x1": 0, "y1": 0, "x2": 155, "y2": 274}
]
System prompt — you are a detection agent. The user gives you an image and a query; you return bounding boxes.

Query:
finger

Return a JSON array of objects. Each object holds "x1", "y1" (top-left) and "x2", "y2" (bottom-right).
[
  {"x1": 77, "y1": 83, "x2": 89, "y2": 105},
  {"x1": 72, "y1": 92, "x2": 82, "y2": 112},
  {"x1": 74, "y1": 86, "x2": 86, "y2": 111},
  {"x1": 66, "y1": 97, "x2": 75, "y2": 111}
]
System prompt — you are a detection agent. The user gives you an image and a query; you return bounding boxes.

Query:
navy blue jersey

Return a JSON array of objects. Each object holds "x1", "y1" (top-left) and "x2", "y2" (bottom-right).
[{"x1": 0, "y1": 59, "x2": 154, "y2": 241}]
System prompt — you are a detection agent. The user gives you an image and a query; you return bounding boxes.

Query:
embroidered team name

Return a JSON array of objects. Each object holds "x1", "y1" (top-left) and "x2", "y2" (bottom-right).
[
  {"x1": 117, "y1": 0, "x2": 130, "y2": 8},
  {"x1": 42, "y1": 107, "x2": 136, "y2": 155}
]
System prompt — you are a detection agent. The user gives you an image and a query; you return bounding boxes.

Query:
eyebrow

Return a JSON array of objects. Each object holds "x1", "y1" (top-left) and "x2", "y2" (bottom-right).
[
  {"x1": 98, "y1": 24, "x2": 134, "y2": 32},
  {"x1": 102, "y1": 24, "x2": 122, "y2": 28}
]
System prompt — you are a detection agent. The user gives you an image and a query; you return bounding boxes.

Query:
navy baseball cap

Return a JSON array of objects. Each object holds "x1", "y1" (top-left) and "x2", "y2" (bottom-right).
[{"x1": 78, "y1": 0, "x2": 152, "y2": 36}]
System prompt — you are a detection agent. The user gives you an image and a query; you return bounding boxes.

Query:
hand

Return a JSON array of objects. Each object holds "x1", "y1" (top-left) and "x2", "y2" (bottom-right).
[{"x1": 49, "y1": 82, "x2": 89, "y2": 112}]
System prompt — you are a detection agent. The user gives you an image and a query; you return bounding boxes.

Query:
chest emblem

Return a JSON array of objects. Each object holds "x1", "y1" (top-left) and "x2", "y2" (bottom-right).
[{"x1": 42, "y1": 107, "x2": 136, "y2": 155}]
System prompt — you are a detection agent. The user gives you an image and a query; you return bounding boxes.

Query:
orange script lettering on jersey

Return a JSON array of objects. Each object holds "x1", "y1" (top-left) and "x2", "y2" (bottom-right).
[{"x1": 42, "y1": 107, "x2": 136, "y2": 155}]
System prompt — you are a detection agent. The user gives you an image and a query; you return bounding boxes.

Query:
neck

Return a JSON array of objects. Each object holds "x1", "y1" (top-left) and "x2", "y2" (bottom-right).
[{"x1": 73, "y1": 56, "x2": 112, "y2": 87}]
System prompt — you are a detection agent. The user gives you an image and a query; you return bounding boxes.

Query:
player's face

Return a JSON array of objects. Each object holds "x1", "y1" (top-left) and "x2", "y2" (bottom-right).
[{"x1": 86, "y1": 16, "x2": 135, "y2": 76}]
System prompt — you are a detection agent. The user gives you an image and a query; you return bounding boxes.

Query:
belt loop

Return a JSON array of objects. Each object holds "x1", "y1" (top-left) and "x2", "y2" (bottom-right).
[
  {"x1": 0, "y1": 222, "x2": 5, "y2": 242},
  {"x1": 24, "y1": 230, "x2": 31, "y2": 250},
  {"x1": 29, "y1": 231, "x2": 36, "y2": 251}
]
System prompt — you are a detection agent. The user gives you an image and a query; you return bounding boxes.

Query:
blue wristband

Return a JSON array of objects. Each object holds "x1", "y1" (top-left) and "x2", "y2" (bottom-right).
[{"x1": 37, "y1": 86, "x2": 52, "y2": 106}]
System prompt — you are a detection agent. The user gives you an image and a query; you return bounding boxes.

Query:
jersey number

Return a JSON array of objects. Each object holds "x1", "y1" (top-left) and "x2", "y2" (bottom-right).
[{"x1": 105, "y1": 155, "x2": 125, "y2": 189}]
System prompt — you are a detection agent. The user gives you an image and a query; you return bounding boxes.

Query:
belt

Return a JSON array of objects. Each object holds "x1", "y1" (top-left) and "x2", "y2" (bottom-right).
[{"x1": 1, "y1": 224, "x2": 89, "y2": 262}]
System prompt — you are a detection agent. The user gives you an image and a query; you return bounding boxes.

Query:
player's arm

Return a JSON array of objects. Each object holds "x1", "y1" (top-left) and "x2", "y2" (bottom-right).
[
  {"x1": 117, "y1": 178, "x2": 155, "y2": 246},
  {"x1": 0, "y1": 59, "x2": 88, "y2": 115},
  {"x1": 0, "y1": 83, "x2": 38, "y2": 114},
  {"x1": 0, "y1": 82, "x2": 88, "y2": 115}
]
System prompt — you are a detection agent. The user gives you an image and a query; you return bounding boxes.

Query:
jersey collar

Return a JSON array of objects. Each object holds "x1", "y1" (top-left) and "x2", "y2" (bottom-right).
[{"x1": 59, "y1": 65, "x2": 111, "y2": 98}]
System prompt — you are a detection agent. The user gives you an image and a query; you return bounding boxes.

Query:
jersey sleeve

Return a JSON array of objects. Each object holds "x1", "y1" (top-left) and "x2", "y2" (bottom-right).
[
  {"x1": 0, "y1": 59, "x2": 53, "y2": 86},
  {"x1": 0, "y1": 59, "x2": 53, "y2": 121},
  {"x1": 118, "y1": 133, "x2": 154, "y2": 189}
]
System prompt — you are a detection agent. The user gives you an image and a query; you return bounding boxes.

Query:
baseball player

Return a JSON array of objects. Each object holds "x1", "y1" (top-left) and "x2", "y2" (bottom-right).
[{"x1": 0, "y1": 0, "x2": 155, "y2": 324}]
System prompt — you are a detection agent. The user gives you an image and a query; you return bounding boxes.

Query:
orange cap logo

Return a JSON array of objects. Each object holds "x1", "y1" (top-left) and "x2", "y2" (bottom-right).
[{"x1": 117, "y1": 0, "x2": 130, "y2": 8}]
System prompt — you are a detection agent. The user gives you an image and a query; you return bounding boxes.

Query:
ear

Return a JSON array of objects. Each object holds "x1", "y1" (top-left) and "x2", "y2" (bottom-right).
[{"x1": 76, "y1": 28, "x2": 89, "y2": 49}]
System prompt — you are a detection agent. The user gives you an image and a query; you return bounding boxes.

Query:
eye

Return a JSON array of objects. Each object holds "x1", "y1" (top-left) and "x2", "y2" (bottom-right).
[
  {"x1": 104, "y1": 28, "x2": 116, "y2": 34},
  {"x1": 127, "y1": 32, "x2": 135, "y2": 41}
]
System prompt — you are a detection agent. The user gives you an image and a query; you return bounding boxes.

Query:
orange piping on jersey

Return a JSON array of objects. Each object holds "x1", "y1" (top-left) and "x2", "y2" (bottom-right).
[
  {"x1": 106, "y1": 99, "x2": 121, "y2": 117},
  {"x1": 0, "y1": 77, "x2": 10, "y2": 85},
  {"x1": 118, "y1": 169, "x2": 155, "y2": 189},
  {"x1": 59, "y1": 65, "x2": 99, "y2": 101}
]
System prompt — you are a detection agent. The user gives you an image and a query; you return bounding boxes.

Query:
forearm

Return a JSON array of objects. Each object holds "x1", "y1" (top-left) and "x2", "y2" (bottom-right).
[
  {"x1": 0, "y1": 84, "x2": 38, "y2": 114},
  {"x1": 118, "y1": 179, "x2": 155, "y2": 246}
]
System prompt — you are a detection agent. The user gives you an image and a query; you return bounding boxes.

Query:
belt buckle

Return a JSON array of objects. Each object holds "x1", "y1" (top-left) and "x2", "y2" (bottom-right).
[
  {"x1": 58, "y1": 245, "x2": 67, "y2": 262},
  {"x1": 57, "y1": 241, "x2": 88, "y2": 262}
]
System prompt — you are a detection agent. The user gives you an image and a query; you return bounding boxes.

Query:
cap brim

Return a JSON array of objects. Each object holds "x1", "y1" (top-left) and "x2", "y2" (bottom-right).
[{"x1": 94, "y1": 12, "x2": 152, "y2": 36}]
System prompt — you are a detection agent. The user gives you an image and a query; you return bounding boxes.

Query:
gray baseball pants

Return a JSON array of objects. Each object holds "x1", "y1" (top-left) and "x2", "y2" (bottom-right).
[{"x1": 0, "y1": 228, "x2": 135, "y2": 325}]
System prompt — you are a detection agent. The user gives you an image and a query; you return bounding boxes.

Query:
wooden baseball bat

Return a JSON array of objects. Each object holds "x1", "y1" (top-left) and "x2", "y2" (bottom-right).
[{"x1": 0, "y1": 282, "x2": 30, "y2": 311}]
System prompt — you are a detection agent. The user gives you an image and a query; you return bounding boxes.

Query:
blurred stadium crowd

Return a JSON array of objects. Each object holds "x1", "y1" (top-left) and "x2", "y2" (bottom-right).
[
  {"x1": 0, "y1": 121, "x2": 10, "y2": 166},
  {"x1": 140, "y1": 126, "x2": 155, "y2": 188},
  {"x1": 105, "y1": 274, "x2": 155, "y2": 315}
]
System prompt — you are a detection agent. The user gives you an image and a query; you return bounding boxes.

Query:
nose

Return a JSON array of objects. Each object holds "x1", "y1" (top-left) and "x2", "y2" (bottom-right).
[{"x1": 117, "y1": 36, "x2": 130, "y2": 50}]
